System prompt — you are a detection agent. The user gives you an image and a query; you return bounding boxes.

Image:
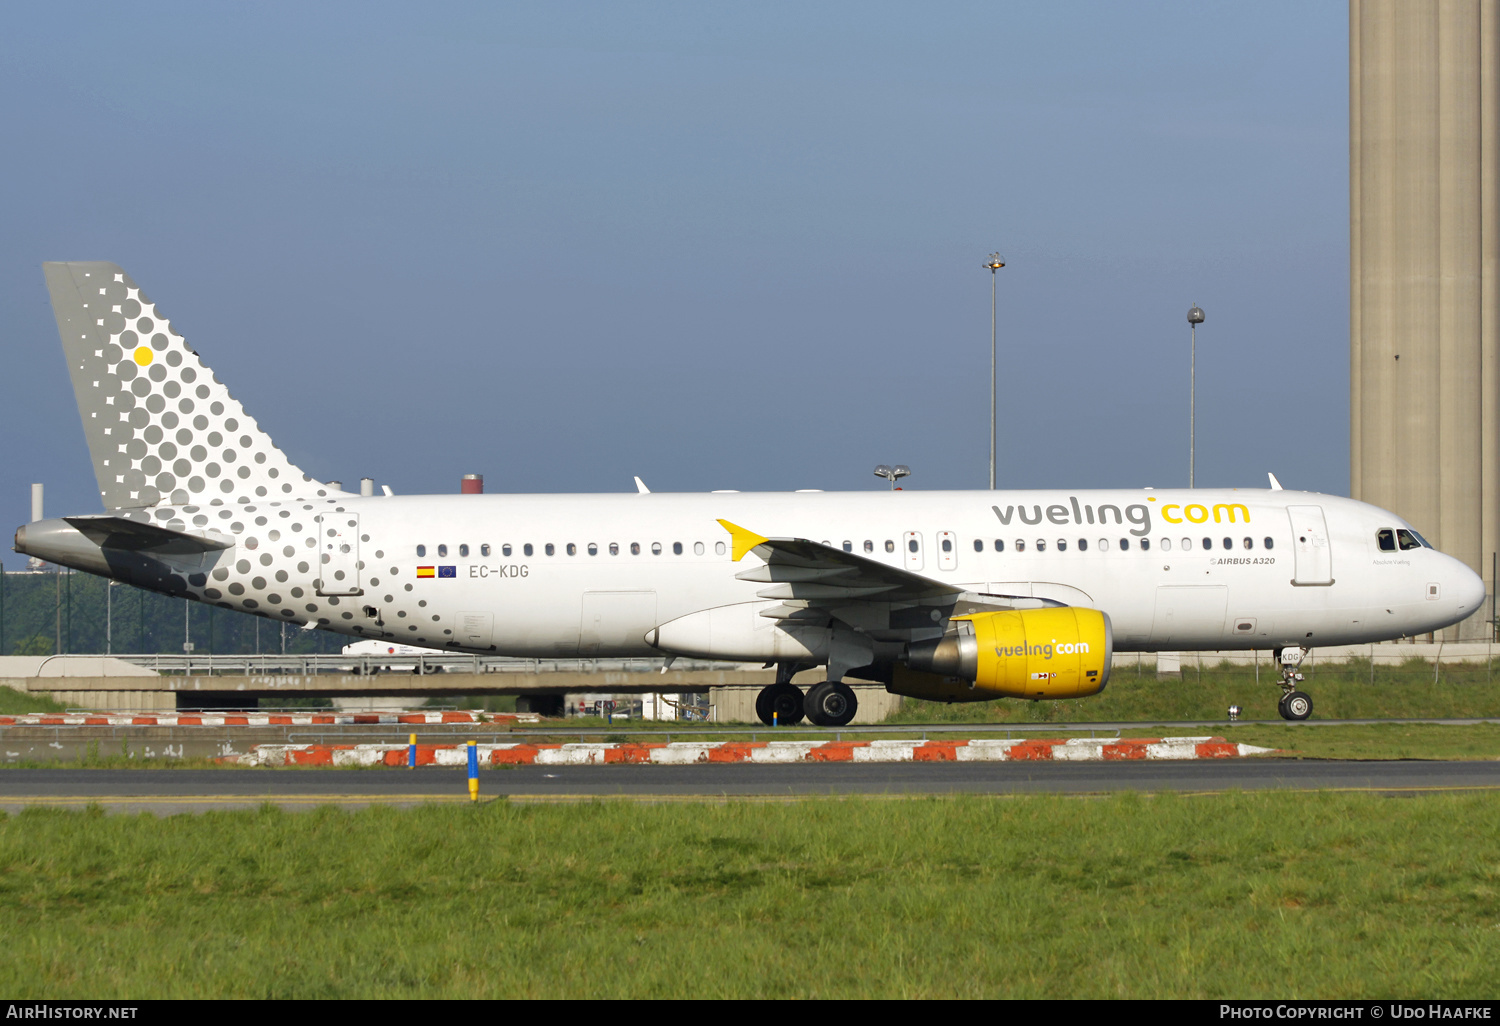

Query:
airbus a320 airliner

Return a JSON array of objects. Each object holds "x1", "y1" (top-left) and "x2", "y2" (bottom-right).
[{"x1": 14, "y1": 263, "x2": 1486, "y2": 725}]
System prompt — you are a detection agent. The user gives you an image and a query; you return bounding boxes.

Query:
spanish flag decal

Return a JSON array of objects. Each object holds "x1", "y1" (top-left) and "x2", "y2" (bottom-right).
[{"x1": 416, "y1": 566, "x2": 435, "y2": 578}]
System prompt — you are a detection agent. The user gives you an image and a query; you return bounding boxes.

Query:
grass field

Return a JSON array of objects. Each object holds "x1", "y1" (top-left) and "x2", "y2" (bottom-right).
[
  {"x1": 1, "y1": 794, "x2": 1498, "y2": 998},
  {"x1": 0, "y1": 686, "x2": 67, "y2": 715}
]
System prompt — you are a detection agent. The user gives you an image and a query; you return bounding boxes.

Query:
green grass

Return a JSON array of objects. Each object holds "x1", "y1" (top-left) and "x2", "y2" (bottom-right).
[
  {"x1": 0, "y1": 686, "x2": 67, "y2": 715},
  {"x1": 2, "y1": 794, "x2": 1500, "y2": 998},
  {"x1": 893, "y1": 657, "x2": 1500, "y2": 724}
]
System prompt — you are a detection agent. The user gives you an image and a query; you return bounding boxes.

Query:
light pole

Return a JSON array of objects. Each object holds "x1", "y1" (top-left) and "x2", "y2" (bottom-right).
[
  {"x1": 984, "y1": 254, "x2": 1006, "y2": 489},
  {"x1": 1187, "y1": 304, "x2": 1205, "y2": 488}
]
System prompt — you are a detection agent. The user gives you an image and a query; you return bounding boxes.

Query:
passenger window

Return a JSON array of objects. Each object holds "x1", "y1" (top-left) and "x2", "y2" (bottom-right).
[
  {"x1": 673, "y1": 542, "x2": 683, "y2": 555},
  {"x1": 1078, "y1": 538, "x2": 1088, "y2": 551},
  {"x1": 715, "y1": 541, "x2": 726, "y2": 555},
  {"x1": 609, "y1": 542, "x2": 619, "y2": 556},
  {"x1": 652, "y1": 542, "x2": 663, "y2": 555},
  {"x1": 865, "y1": 540, "x2": 875, "y2": 553},
  {"x1": 502, "y1": 544, "x2": 511, "y2": 557},
  {"x1": 1141, "y1": 538, "x2": 1150, "y2": 551},
  {"x1": 523, "y1": 543, "x2": 533, "y2": 556},
  {"x1": 941, "y1": 538, "x2": 952, "y2": 553},
  {"x1": 1181, "y1": 537, "x2": 1191, "y2": 550},
  {"x1": 1243, "y1": 537, "x2": 1252, "y2": 550},
  {"x1": 416, "y1": 544, "x2": 426, "y2": 557},
  {"x1": 1377, "y1": 529, "x2": 1396, "y2": 551},
  {"x1": 566, "y1": 543, "x2": 577, "y2": 556},
  {"x1": 1264, "y1": 537, "x2": 1274, "y2": 549},
  {"x1": 1160, "y1": 538, "x2": 1172, "y2": 552},
  {"x1": 1037, "y1": 539, "x2": 1047, "y2": 552},
  {"x1": 1221, "y1": 538, "x2": 1231, "y2": 550},
  {"x1": 459, "y1": 544, "x2": 469, "y2": 557},
  {"x1": 843, "y1": 540, "x2": 853, "y2": 552},
  {"x1": 480, "y1": 544, "x2": 490, "y2": 557},
  {"x1": 1201, "y1": 538, "x2": 1212, "y2": 551},
  {"x1": 973, "y1": 539, "x2": 983, "y2": 552},
  {"x1": 885, "y1": 540, "x2": 895, "y2": 553},
  {"x1": 1016, "y1": 540, "x2": 1025, "y2": 552},
  {"x1": 694, "y1": 541, "x2": 705, "y2": 555},
  {"x1": 1098, "y1": 538, "x2": 1108, "y2": 551},
  {"x1": 631, "y1": 542, "x2": 641, "y2": 555},
  {"x1": 1119, "y1": 538, "x2": 1129, "y2": 551},
  {"x1": 994, "y1": 539, "x2": 1005, "y2": 552},
  {"x1": 545, "y1": 544, "x2": 555, "y2": 556},
  {"x1": 587, "y1": 543, "x2": 598, "y2": 556},
  {"x1": 438, "y1": 544, "x2": 448, "y2": 557},
  {"x1": 1397, "y1": 529, "x2": 1422, "y2": 551},
  {"x1": 1057, "y1": 539, "x2": 1067, "y2": 551},
  {"x1": 908, "y1": 539, "x2": 919, "y2": 553}
]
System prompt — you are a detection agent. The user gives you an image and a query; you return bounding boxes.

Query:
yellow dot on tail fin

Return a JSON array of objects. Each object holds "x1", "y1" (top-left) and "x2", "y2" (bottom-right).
[
  {"x1": 133, "y1": 347, "x2": 152, "y2": 366},
  {"x1": 716, "y1": 519, "x2": 769, "y2": 562}
]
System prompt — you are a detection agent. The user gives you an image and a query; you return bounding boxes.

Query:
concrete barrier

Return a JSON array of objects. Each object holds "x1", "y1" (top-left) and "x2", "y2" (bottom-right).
[{"x1": 234, "y1": 736, "x2": 1273, "y2": 767}]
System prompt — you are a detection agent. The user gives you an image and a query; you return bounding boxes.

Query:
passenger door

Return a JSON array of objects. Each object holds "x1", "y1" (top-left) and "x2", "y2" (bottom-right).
[{"x1": 1287, "y1": 505, "x2": 1334, "y2": 585}]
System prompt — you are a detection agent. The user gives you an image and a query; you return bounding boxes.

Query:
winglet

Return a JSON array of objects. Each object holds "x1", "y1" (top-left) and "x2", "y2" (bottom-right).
[
  {"x1": 1268, "y1": 472, "x2": 1284, "y2": 491},
  {"x1": 634, "y1": 476, "x2": 651, "y2": 494},
  {"x1": 717, "y1": 519, "x2": 769, "y2": 562}
]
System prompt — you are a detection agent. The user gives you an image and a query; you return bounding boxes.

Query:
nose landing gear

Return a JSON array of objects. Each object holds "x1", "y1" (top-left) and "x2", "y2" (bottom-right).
[{"x1": 1274, "y1": 646, "x2": 1313, "y2": 721}]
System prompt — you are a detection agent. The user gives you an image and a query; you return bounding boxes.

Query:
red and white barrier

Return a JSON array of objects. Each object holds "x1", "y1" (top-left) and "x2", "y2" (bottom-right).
[
  {"x1": 232, "y1": 736, "x2": 1274, "y2": 768},
  {"x1": 0, "y1": 711, "x2": 538, "y2": 727}
]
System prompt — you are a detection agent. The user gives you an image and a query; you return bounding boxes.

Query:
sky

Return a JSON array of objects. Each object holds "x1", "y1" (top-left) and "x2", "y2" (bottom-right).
[{"x1": 0, "y1": 2, "x2": 1350, "y2": 569}]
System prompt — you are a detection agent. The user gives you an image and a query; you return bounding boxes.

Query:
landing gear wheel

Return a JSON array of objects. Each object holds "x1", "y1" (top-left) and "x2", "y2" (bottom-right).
[
  {"x1": 1280, "y1": 691, "x2": 1313, "y2": 721},
  {"x1": 755, "y1": 683, "x2": 805, "y2": 726},
  {"x1": 1276, "y1": 693, "x2": 1289, "y2": 719},
  {"x1": 804, "y1": 682, "x2": 858, "y2": 727}
]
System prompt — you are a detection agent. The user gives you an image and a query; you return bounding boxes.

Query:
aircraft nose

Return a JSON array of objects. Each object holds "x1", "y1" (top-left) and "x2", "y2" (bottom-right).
[{"x1": 1452, "y1": 559, "x2": 1487, "y2": 615}]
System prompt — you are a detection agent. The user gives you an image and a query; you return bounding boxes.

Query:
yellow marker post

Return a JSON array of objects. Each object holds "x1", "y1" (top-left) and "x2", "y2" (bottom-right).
[
  {"x1": 407, "y1": 733, "x2": 417, "y2": 769},
  {"x1": 467, "y1": 740, "x2": 479, "y2": 802}
]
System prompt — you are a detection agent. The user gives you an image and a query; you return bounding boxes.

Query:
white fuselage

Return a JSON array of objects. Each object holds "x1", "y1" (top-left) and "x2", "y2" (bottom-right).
[{"x1": 281, "y1": 486, "x2": 1484, "y2": 659}]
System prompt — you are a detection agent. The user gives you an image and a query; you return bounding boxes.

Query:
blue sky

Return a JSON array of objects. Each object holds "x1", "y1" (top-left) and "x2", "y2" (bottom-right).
[{"x1": 0, "y1": 3, "x2": 1349, "y2": 567}]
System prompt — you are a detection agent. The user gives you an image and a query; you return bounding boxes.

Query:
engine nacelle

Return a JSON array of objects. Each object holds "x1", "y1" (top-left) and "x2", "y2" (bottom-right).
[{"x1": 904, "y1": 607, "x2": 1113, "y2": 699}]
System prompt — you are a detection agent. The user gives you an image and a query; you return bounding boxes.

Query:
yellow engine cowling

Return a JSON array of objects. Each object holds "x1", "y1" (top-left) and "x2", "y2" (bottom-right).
[{"x1": 901, "y1": 607, "x2": 1113, "y2": 700}]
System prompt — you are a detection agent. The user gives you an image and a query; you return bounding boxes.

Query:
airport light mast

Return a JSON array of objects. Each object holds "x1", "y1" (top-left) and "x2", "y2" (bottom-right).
[
  {"x1": 1188, "y1": 304, "x2": 1205, "y2": 488},
  {"x1": 984, "y1": 254, "x2": 1006, "y2": 489}
]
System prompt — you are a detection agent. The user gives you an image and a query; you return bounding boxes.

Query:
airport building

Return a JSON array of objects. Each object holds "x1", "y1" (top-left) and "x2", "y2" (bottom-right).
[{"x1": 1349, "y1": 0, "x2": 1500, "y2": 639}]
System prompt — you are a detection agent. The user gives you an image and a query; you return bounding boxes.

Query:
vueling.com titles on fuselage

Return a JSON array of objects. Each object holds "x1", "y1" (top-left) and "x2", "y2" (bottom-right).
[{"x1": 990, "y1": 498, "x2": 1252, "y2": 538}]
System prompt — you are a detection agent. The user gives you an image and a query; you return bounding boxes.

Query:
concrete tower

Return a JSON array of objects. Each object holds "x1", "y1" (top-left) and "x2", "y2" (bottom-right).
[{"x1": 1350, "y1": 0, "x2": 1500, "y2": 638}]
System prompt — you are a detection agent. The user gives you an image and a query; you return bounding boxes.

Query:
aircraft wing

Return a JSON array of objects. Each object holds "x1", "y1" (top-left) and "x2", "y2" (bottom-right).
[{"x1": 717, "y1": 519, "x2": 1055, "y2": 628}]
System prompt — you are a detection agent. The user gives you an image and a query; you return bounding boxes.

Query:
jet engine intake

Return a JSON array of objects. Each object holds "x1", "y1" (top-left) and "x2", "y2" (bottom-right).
[{"x1": 903, "y1": 607, "x2": 1112, "y2": 699}]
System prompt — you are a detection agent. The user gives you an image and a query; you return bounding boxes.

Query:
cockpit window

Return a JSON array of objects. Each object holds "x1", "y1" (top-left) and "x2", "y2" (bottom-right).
[
  {"x1": 1397, "y1": 528, "x2": 1427, "y2": 550},
  {"x1": 1377, "y1": 529, "x2": 1396, "y2": 551}
]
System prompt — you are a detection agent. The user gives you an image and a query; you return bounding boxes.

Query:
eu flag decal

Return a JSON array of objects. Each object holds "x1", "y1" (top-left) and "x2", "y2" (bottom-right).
[{"x1": 438, "y1": 566, "x2": 457, "y2": 578}]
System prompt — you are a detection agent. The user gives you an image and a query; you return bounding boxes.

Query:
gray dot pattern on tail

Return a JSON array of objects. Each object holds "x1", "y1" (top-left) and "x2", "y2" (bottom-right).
[{"x1": 81, "y1": 270, "x2": 330, "y2": 508}]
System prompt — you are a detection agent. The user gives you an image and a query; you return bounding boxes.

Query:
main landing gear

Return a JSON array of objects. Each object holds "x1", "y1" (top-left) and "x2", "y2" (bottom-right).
[
  {"x1": 1274, "y1": 646, "x2": 1313, "y2": 721},
  {"x1": 754, "y1": 681, "x2": 859, "y2": 727}
]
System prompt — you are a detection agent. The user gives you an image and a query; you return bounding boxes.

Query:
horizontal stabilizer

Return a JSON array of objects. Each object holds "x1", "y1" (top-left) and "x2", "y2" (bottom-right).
[{"x1": 63, "y1": 515, "x2": 233, "y2": 554}]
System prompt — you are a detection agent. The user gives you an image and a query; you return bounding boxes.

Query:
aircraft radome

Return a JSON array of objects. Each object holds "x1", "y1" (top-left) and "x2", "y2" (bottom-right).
[{"x1": 14, "y1": 262, "x2": 1486, "y2": 725}]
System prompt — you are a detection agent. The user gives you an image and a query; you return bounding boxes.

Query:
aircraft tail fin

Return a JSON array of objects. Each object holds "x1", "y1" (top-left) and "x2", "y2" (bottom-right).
[{"x1": 43, "y1": 261, "x2": 339, "y2": 510}]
